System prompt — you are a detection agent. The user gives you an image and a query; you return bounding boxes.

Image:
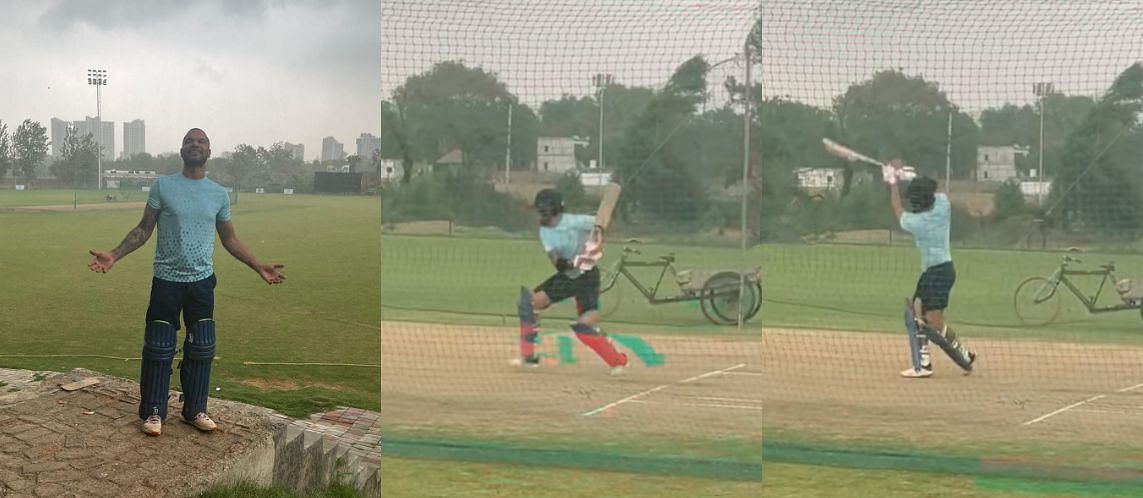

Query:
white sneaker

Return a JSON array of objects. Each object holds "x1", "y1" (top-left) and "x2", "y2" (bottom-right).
[
  {"x1": 900, "y1": 367, "x2": 933, "y2": 378},
  {"x1": 186, "y1": 412, "x2": 217, "y2": 432},
  {"x1": 610, "y1": 354, "x2": 630, "y2": 376},
  {"x1": 142, "y1": 415, "x2": 162, "y2": 437},
  {"x1": 509, "y1": 356, "x2": 540, "y2": 369}
]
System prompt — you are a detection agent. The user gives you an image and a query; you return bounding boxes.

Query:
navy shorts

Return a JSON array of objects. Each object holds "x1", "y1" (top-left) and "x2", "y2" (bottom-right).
[
  {"x1": 145, "y1": 274, "x2": 216, "y2": 330},
  {"x1": 535, "y1": 267, "x2": 600, "y2": 314},
  {"x1": 914, "y1": 262, "x2": 955, "y2": 312}
]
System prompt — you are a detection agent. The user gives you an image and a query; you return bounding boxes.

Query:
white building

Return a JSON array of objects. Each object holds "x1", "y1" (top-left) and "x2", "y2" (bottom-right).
[
  {"x1": 796, "y1": 167, "x2": 844, "y2": 190},
  {"x1": 379, "y1": 159, "x2": 402, "y2": 181},
  {"x1": 122, "y1": 119, "x2": 146, "y2": 158},
  {"x1": 283, "y1": 142, "x2": 305, "y2": 161},
  {"x1": 73, "y1": 116, "x2": 116, "y2": 161},
  {"x1": 976, "y1": 145, "x2": 1029, "y2": 182},
  {"x1": 356, "y1": 133, "x2": 382, "y2": 159},
  {"x1": 322, "y1": 136, "x2": 345, "y2": 162},
  {"x1": 537, "y1": 137, "x2": 588, "y2": 174}
]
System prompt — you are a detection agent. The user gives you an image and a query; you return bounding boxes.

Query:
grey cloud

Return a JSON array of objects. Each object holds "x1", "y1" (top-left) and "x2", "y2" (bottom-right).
[
  {"x1": 194, "y1": 61, "x2": 225, "y2": 84},
  {"x1": 35, "y1": 0, "x2": 354, "y2": 31}
]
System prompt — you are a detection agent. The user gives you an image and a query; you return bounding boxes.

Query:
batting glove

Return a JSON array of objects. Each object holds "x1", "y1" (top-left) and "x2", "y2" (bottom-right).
[{"x1": 882, "y1": 164, "x2": 899, "y2": 185}]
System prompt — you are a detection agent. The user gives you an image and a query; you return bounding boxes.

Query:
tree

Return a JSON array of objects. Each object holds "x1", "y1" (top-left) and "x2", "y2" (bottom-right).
[
  {"x1": 228, "y1": 144, "x2": 263, "y2": 201},
  {"x1": 1053, "y1": 63, "x2": 1143, "y2": 235},
  {"x1": 12, "y1": 119, "x2": 49, "y2": 185},
  {"x1": 381, "y1": 100, "x2": 415, "y2": 184},
  {"x1": 0, "y1": 121, "x2": 12, "y2": 179},
  {"x1": 993, "y1": 181, "x2": 1027, "y2": 220},
  {"x1": 612, "y1": 55, "x2": 711, "y2": 223},
  {"x1": 833, "y1": 70, "x2": 979, "y2": 183},
  {"x1": 346, "y1": 154, "x2": 361, "y2": 173},
  {"x1": 50, "y1": 131, "x2": 100, "y2": 187},
  {"x1": 386, "y1": 61, "x2": 539, "y2": 182}
]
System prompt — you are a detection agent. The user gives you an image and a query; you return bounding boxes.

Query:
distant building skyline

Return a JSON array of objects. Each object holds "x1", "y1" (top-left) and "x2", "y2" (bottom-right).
[
  {"x1": 284, "y1": 142, "x2": 305, "y2": 161},
  {"x1": 322, "y1": 136, "x2": 346, "y2": 162},
  {"x1": 356, "y1": 133, "x2": 381, "y2": 159},
  {"x1": 123, "y1": 119, "x2": 145, "y2": 159}
]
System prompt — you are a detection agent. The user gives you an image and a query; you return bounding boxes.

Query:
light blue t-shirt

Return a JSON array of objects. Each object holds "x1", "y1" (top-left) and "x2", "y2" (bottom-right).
[
  {"x1": 147, "y1": 174, "x2": 231, "y2": 282},
  {"x1": 539, "y1": 213, "x2": 595, "y2": 277},
  {"x1": 900, "y1": 193, "x2": 952, "y2": 272}
]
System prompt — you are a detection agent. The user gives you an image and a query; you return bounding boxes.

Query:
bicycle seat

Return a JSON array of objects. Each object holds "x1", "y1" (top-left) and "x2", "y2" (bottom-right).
[
  {"x1": 623, "y1": 246, "x2": 641, "y2": 254},
  {"x1": 1102, "y1": 261, "x2": 1116, "y2": 270},
  {"x1": 626, "y1": 238, "x2": 645, "y2": 244},
  {"x1": 1064, "y1": 255, "x2": 1083, "y2": 264},
  {"x1": 659, "y1": 253, "x2": 675, "y2": 262}
]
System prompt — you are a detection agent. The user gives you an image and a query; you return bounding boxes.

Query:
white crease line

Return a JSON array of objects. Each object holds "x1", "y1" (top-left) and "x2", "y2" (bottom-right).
[
  {"x1": 692, "y1": 396, "x2": 763, "y2": 404},
  {"x1": 628, "y1": 399, "x2": 763, "y2": 411},
  {"x1": 679, "y1": 363, "x2": 747, "y2": 383},
  {"x1": 1022, "y1": 383, "x2": 1143, "y2": 426},
  {"x1": 581, "y1": 384, "x2": 670, "y2": 417},
  {"x1": 723, "y1": 371, "x2": 763, "y2": 377},
  {"x1": 581, "y1": 363, "x2": 746, "y2": 417}
]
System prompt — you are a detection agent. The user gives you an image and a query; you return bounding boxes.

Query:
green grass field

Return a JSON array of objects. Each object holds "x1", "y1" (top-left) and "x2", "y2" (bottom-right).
[
  {"x1": 381, "y1": 232, "x2": 1143, "y2": 342},
  {"x1": 0, "y1": 190, "x2": 380, "y2": 418},
  {"x1": 0, "y1": 188, "x2": 150, "y2": 207}
]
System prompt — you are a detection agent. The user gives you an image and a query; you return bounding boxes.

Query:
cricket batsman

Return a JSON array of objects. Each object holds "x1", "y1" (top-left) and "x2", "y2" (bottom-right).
[
  {"x1": 512, "y1": 188, "x2": 630, "y2": 375},
  {"x1": 885, "y1": 159, "x2": 976, "y2": 378}
]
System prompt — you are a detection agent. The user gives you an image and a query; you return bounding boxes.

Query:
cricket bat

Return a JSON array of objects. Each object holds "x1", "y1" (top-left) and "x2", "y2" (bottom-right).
[
  {"x1": 573, "y1": 183, "x2": 621, "y2": 272},
  {"x1": 594, "y1": 183, "x2": 622, "y2": 231}
]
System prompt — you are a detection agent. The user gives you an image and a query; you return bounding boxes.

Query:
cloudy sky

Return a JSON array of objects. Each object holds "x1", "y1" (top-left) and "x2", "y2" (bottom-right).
[
  {"x1": 382, "y1": 0, "x2": 759, "y2": 107},
  {"x1": 1, "y1": 0, "x2": 378, "y2": 160},
  {"x1": 382, "y1": 0, "x2": 1143, "y2": 117}
]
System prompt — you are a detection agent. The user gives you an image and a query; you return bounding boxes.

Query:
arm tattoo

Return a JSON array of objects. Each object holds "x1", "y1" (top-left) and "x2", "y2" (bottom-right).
[{"x1": 111, "y1": 226, "x2": 151, "y2": 260}]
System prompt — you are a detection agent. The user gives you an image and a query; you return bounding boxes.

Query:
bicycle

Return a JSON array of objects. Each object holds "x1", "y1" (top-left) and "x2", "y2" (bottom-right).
[
  {"x1": 1012, "y1": 255, "x2": 1143, "y2": 326},
  {"x1": 597, "y1": 240, "x2": 762, "y2": 326}
]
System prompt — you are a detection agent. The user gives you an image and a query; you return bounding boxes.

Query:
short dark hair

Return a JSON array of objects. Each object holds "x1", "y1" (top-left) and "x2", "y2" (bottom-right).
[
  {"x1": 184, "y1": 128, "x2": 209, "y2": 145},
  {"x1": 906, "y1": 177, "x2": 938, "y2": 212}
]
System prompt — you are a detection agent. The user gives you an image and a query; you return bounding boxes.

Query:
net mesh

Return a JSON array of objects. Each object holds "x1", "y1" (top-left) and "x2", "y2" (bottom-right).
[
  {"x1": 380, "y1": 0, "x2": 762, "y2": 481},
  {"x1": 757, "y1": 0, "x2": 1143, "y2": 486}
]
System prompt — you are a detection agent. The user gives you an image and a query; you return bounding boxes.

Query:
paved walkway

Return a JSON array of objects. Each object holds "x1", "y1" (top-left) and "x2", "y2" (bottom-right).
[{"x1": 0, "y1": 368, "x2": 379, "y2": 497}]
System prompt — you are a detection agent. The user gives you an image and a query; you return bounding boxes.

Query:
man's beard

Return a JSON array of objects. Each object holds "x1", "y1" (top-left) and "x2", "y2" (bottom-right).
[{"x1": 183, "y1": 155, "x2": 207, "y2": 168}]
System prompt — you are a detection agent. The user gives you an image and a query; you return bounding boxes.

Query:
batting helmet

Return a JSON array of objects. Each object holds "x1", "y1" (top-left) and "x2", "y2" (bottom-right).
[
  {"x1": 534, "y1": 188, "x2": 564, "y2": 214},
  {"x1": 906, "y1": 177, "x2": 938, "y2": 213}
]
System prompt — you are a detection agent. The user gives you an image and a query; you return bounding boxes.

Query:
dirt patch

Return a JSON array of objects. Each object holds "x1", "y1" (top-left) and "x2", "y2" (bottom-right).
[
  {"x1": 760, "y1": 327, "x2": 1143, "y2": 454},
  {"x1": 380, "y1": 320, "x2": 762, "y2": 452}
]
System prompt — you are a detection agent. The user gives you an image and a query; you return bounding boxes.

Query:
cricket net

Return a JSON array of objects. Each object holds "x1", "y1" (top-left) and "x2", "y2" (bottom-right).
[
  {"x1": 756, "y1": 0, "x2": 1143, "y2": 490},
  {"x1": 380, "y1": 0, "x2": 763, "y2": 482}
]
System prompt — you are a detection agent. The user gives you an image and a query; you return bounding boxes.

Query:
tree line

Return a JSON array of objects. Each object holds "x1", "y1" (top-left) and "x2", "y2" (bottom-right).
[{"x1": 380, "y1": 57, "x2": 1143, "y2": 240}]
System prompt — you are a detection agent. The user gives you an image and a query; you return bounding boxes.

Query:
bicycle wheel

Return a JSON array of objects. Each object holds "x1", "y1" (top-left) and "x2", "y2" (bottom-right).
[
  {"x1": 598, "y1": 263, "x2": 623, "y2": 318},
  {"x1": 1013, "y1": 276, "x2": 1061, "y2": 326},
  {"x1": 701, "y1": 272, "x2": 761, "y2": 325}
]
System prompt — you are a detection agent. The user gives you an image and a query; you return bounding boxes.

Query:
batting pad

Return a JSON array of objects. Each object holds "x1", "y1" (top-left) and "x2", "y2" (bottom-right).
[
  {"x1": 919, "y1": 324, "x2": 973, "y2": 372},
  {"x1": 904, "y1": 299, "x2": 924, "y2": 371},
  {"x1": 518, "y1": 286, "x2": 538, "y2": 358},
  {"x1": 180, "y1": 319, "x2": 217, "y2": 419},
  {"x1": 139, "y1": 320, "x2": 177, "y2": 420}
]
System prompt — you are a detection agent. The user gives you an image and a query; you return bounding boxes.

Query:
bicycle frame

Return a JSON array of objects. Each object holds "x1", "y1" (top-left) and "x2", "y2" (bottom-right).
[
  {"x1": 1044, "y1": 265, "x2": 1137, "y2": 313},
  {"x1": 609, "y1": 258, "x2": 700, "y2": 305}
]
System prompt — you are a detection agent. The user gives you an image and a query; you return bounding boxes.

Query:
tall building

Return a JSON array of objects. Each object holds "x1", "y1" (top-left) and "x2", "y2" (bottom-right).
[
  {"x1": 50, "y1": 118, "x2": 72, "y2": 157},
  {"x1": 122, "y1": 119, "x2": 146, "y2": 158},
  {"x1": 356, "y1": 133, "x2": 382, "y2": 159},
  {"x1": 284, "y1": 142, "x2": 305, "y2": 161},
  {"x1": 72, "y1": 116, "x2": 115, "y2": 161},
  {"x1": 321, "y1": 136, "x2": 345, "y2": 162}
]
